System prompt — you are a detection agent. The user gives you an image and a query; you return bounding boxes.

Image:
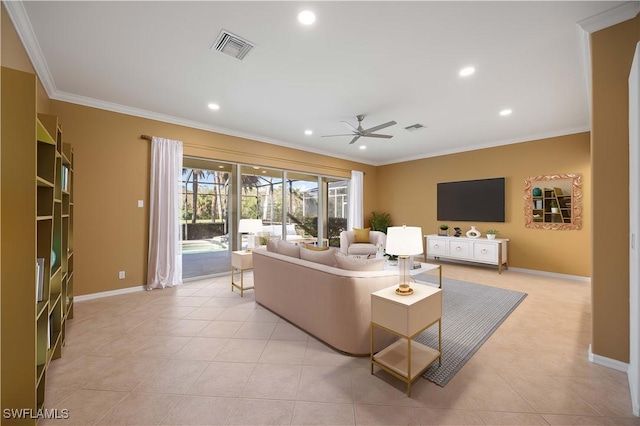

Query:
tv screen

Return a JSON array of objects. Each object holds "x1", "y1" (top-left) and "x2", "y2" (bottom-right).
[{"x1": 437, "y1": 178, "x2": 505, "y2": 222}]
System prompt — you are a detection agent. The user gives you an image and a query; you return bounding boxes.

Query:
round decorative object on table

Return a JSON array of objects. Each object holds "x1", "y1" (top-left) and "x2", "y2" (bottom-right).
[
  {"x1": 532, "y1": 187, "x2": 542, "y2": 197},
  {"x1": 466, "y1": 226, "x2": 481, "y2": 238}
]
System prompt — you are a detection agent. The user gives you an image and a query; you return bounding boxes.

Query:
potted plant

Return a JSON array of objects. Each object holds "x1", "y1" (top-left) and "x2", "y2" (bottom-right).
[
  {"x1": 485, "y1": 229, "x2": 499, "y2": 240},
  {"x1": 438, "y1": 224, "x2": 449, "y2": 236},
  {"x1": 370, "y1": 211, "x2": 392, "y2": 234},
  {"x1": 550, "y1": 200, "x2": 559, "y2": 214},
  {"x1": 385, "y1": 252, "x2": 398, "y2": 266}
]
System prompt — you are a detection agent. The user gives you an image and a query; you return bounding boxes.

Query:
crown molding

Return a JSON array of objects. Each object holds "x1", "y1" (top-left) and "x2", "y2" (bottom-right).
[
  {"x1": 3, "y1": 0, "x2": 56, "y2": 98},
  {"x1": 378, "y1": 126, "x2": 591, "y2": 166},
  {"x1": 577, "y1": 1, "x2": 640, "y2": 34},
  {"x1": 576, "y1": 1, "x2": 640, "y2": 133},
  {"x1": 52, "y1": 90, "x2": 379, "y2": 167}
]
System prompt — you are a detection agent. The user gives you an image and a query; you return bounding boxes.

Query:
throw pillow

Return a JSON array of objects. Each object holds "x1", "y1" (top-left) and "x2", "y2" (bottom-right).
[
  {"x1": 304, "y1": 244, "x2": 329, "y2": 251},
  {"x1": 334, "y1": 252, "x2": 386, "y2": 271},
  {"x1": 353, "y1": 227, "x2": 371, "y2": 243},
  {"x1": 300, "y1": 247, "x2": 337, "y2": 267},
  {"x1": 266, "y1": 238, "x2": 279, "y2": 252},
  {"x1": 277, "y1": 241, "x2": 301, "y2": 258}
]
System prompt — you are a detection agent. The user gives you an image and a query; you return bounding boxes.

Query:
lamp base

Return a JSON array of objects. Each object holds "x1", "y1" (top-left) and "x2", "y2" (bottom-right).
[{"x1": 395, "y1": 284, "x2": 414, "y2": 296}]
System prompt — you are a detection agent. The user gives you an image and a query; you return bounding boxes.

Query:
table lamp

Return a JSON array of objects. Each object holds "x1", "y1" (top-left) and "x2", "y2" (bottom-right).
[
  {"x1": 385, "y1": 225, "x2": 423, "y2": 295},
  {"x1": 238, "y1": 219, "x2": 263, "y2": 251}
]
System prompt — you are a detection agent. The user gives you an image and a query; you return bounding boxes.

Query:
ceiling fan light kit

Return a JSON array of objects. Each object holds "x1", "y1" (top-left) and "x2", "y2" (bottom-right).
[{"x1": 322, "y1": 115, "x2": 397, "y2": 144}]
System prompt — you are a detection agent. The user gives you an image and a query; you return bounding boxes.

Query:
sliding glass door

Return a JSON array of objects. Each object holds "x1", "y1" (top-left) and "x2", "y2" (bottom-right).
[
  {"x1": 181, "y1": 158, "x2": 235, "y2": 279},
  {"x1": 181, "y1": 156, "x2": 349, "y2": 278}
]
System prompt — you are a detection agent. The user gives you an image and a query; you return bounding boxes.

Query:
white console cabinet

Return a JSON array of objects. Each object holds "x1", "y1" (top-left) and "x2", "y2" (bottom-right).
[{"x1": 425, "y1": 235, "x2": 509, "y2": 273}]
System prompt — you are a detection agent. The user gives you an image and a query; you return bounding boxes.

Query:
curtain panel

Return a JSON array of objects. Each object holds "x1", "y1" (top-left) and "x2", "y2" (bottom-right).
[
  {"x1": 348, "y1": 170, "x2": 364, "y2": 230},
  {"x1": 147, "y1": 137, "x2": 183, "y2": 289}
]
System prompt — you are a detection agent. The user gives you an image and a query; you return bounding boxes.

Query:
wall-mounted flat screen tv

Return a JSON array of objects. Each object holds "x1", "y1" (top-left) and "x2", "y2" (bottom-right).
[{"x1": 437, "y1": 177, "x2": 505, "y2": 222}]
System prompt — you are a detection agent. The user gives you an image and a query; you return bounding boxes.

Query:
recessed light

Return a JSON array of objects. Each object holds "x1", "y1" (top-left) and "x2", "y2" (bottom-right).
[
  {"x1": 298, "y1": 10, "x2": 316, "y2": 25},
  {"x1": 304, "y1": 130, "x2": 313, "y2": 136},
  {"x1": 359, "y1": 145, "x2": 367, "y2": 150},
  {"x1": 459, "y1": 66, "x2": 475, "y2": 77},
  {"x1": 218, "y1": 165, "x2": 224, "y2": 169},
  {"x1": 208, "y1": 103, "x2": 220, "y2": 110},
  {"x1": 253, "y1": 166, "x2": 260, "y2": 170},
  {"x1": 499, "y1": 109, "x2": 512, "y2": 116}
]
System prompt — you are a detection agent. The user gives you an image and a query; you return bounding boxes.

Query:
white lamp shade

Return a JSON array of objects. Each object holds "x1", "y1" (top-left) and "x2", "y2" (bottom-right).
[
  {"x1": 385, "y1": 226, "x2": 423, "y2": 256},
  {"x1": 238, "y1": 219, "x2": 263, "y2": 234}
]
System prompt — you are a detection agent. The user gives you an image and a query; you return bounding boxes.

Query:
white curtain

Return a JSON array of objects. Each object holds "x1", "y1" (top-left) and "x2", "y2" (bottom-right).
[
  {"x1": 147, "y1": 137, "x2": 183, "y2": 289},
  {"x1": 348, "y1": 170, "x2": 364, "y2": 229}
]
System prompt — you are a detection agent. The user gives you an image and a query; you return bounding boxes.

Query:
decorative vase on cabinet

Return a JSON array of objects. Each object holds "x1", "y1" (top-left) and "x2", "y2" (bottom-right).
[{"x1": 466, "y1": 226, "x2": 481, "y2": 238}]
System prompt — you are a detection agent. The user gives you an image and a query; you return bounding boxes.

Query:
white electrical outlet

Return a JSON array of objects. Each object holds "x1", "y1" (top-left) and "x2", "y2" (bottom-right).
[
  {"x1": 118, "y1": 271, "x2": 125, "y2": 279},
  {"x1": 137, "y1": 200, "x2": 144, "y2": 208}
]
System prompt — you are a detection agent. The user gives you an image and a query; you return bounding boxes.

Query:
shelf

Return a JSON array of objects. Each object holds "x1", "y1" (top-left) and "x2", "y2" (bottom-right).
[
  {"x1": 36, "y1": 119, "x2": 56, "y2": 145},
  {"x1": 36, "y1": 363, "x2": 46, "y2": 386},
  {"x1": 36, "y1": 176, "x2": 55, "y2": 187},
  {"x1": 374, "y1": 340, "x2": 440, "y2": 381},
  {"x1": 36, "y1": 301, "x2": 48, "y2": 320}
]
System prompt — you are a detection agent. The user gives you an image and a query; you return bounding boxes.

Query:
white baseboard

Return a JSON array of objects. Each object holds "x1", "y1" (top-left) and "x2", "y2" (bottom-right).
[
  {"x1": 508, "y1": 267, "x2": 591, "y2": 282},
  {"x1": 424, "y1": 256, "x2": 591, "y2": 282},
  {"x1": 74, "y1": 285, "x2": 147, "y2": 302},
  {"x1": 588, "y1": 344, "x2": 629, "y2": 373},
  {"x1": 630, "y1": 372, "x2": 639, "y2": 417}
]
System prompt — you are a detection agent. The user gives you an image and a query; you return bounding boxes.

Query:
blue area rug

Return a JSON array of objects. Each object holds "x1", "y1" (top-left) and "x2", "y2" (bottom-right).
[{"x1": 412, "y1": 275, "x2": 527, "y2": 387}]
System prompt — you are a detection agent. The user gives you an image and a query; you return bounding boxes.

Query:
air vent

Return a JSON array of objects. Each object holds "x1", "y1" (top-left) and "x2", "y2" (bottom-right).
[
  {"x1": 212, "y1": 30, "x2": 254, "y2": 61},
  {"x1": 404, "y1": 123, "x2": 426, "y2": 132}
]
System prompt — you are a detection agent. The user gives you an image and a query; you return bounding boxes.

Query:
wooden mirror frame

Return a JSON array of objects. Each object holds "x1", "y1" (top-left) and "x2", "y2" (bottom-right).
[{"x1": 524, "y1": 173, "x2": 583, "y2": 230}]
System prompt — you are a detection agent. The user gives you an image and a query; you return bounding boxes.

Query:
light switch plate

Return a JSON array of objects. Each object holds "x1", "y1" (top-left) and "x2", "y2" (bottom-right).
[{"x1": 137, "y1": 200, "x2": 144, "y2": 208}]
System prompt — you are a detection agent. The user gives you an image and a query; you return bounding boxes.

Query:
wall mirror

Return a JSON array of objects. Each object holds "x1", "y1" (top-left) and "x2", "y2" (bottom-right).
[{"x1": 524, "y1": 173, "x2": 583, "y2": 230}]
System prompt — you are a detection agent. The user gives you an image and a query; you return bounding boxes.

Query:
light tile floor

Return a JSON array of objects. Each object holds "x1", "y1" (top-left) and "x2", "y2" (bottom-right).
[{"x1": 43, "y1": 263, "x2": 638, "y2": 425}]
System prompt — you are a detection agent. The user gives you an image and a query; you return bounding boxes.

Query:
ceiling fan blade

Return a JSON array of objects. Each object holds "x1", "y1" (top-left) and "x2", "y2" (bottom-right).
[
  {"x1": 363, "y1": 134, "x2": 393, "y2": 139},
  {"x1": 348, "y1": 135, "x2": 361, "y2": 145},
  {"x1": 321, "y1": 134, "x2": 354, "y2": 138},
  {"x1": 363, "y1": 120, "x2": 397, "y2": 134},
  {"x1": 341, "y1": 121, "x2": 358, "y2": 132}
]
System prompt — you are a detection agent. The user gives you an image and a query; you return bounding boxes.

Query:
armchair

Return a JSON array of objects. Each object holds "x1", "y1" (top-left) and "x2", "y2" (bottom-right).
[{"x1": 339, "y1": 229, "x2": 386, "y2": 256}]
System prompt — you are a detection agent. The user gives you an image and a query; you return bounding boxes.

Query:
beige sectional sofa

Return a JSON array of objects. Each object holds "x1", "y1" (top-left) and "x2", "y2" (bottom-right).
[{"x1": 252, "y1": 247, "x2": 398, "y2": 355}]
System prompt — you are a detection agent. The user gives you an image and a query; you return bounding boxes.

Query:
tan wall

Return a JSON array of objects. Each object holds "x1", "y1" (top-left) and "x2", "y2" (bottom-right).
[
  {"x1": 591, "y1": 15, "x2": 640, "y2": 363},
  {"x1": 48, "y1": 101, "x2": 378, "y2": 296},
  {"x1": 377, "y1": 132, "x2": 591, "y2": 277},
  {"x1": 1, "y1": 4, "x2": 50, "y2": 114}
]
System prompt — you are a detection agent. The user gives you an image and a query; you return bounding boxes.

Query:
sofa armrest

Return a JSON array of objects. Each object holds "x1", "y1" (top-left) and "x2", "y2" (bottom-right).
[
  {"x1": 369, "y1": 231, "x2": 387, "y2": 248},
  {"x1": 339, "y1": 231, "x2": 351, "y2": 254}
]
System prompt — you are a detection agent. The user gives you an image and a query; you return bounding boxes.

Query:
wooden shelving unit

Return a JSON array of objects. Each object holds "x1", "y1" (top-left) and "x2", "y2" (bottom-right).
[{"x1": 1, "y1": 67, "x2": 74, "y2": 423}]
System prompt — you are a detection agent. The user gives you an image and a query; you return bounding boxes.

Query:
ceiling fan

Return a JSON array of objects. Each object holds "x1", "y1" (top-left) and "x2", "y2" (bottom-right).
[{"x1": 321, "y1": 115, "x2": 397, "y2": 145}]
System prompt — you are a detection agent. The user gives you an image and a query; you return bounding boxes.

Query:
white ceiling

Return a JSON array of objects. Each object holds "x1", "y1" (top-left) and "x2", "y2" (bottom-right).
[{"x1": 7, "y1": 1, "x2": 638, "y2": 165}]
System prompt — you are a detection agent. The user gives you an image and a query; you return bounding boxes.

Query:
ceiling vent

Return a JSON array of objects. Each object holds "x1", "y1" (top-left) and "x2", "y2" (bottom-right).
[
  {"x1": 404, "y1": 123, "x2": 426, "y2": 132},
  {"x1": 212, "y1": 30, "x2": 254, "y2": 61}
]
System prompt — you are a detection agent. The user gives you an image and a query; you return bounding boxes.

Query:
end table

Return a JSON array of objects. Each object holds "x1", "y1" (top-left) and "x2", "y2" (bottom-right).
[
  {"x1": 231, "y1": 250, "x2": 253, "y2": 297},
  {"x1": 370, "y1": 284, "x2": 442, "y2": 396}
]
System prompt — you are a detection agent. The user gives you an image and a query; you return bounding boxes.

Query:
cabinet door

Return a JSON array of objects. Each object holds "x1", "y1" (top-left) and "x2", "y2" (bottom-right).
[
  {"x1": 427, "y1": 237, "x2": 447, "y2": 256},
  {"x1": 473, "y1": 242, "x2": 498, "y2": 263},
  {"x1": 448, "y1": 240, "x2": 471, "y2": 258}
]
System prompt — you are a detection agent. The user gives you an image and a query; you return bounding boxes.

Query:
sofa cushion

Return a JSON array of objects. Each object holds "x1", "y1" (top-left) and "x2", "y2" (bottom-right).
[
  {"x1": 334, "y1": 252, "x2": 386, "y2": 271},
  {"x1": 300, "y1": 246, "x2": 337, "y2": 267},
  {"x1": 353, "y1": 227, "x2": 371, "y2": 243},
  {"x1": 304, "y1": 244, "x2": 329, "y2": 251},
  {"x1": 348, "y1": 243, "x2": 377, "y2": 256},
  {"x1": 277, "y1": 241, "x2": 300, "y2": 258}
]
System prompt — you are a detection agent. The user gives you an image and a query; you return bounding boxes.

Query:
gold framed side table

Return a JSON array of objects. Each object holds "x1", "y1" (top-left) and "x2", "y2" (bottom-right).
[
  {"x1": 370, "y1": 284, "x2": 442, "y2": 396},
  {"x1": 231, "y1": 250, "x2": 253, "y2": 297}
]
